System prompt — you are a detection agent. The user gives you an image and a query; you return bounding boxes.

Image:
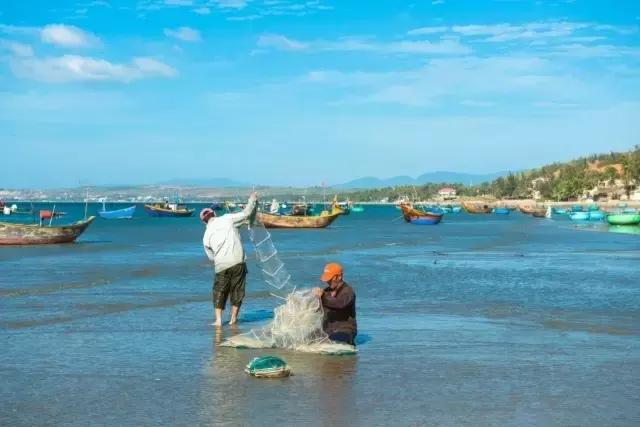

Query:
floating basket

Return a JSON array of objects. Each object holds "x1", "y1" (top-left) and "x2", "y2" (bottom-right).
[{"x1": 245, "y1": 356, "x2": 291, "y2": 378}]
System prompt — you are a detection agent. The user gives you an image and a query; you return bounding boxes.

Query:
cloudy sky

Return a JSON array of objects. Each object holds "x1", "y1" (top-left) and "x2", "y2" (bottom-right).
[{"x1": 1, "y1": 0, "x2": 639, "y2": 188}]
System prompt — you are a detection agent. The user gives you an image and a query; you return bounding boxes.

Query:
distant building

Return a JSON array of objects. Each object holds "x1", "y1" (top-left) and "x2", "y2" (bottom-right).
[{"x1": 438, "y1": 187, "x2": 457, "y2": 199}]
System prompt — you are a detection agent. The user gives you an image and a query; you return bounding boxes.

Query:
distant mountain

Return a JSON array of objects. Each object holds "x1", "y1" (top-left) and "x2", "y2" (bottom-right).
[
  {"x1": 334, "y1": 171, "x2": 508, "y2": 189},
  {"x1": 158, "y1": 178, "x2": 250, "y2": 188}
]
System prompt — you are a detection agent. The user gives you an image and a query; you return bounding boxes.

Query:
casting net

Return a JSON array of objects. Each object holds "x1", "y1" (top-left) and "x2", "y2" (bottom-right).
[{"x1": 221, "y1": 219, "x2": 356, "y2": 354}]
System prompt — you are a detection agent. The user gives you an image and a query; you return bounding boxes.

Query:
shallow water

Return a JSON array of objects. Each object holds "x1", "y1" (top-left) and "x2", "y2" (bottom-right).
[{"x1": 1, "y1": 204, "x2": 639, "y2": 426}]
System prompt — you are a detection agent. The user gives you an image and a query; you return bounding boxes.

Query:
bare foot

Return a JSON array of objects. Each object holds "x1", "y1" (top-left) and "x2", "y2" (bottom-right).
[
  {"x1": 210, "y1": 321, "x2": 222, "y2": 327},
  {"x1": 229, "y1": 319, "x2": 238, "y2": 325}
]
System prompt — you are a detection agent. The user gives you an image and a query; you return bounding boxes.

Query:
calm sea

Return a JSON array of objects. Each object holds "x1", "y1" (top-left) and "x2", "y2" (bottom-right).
[{"x1": 1, "y1": 203, "x2": 639, "y2": 426}]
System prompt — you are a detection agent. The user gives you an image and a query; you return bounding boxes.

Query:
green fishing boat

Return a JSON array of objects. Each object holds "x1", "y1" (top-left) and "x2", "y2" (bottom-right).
[{"x1": 606, "y1": 214, "x2": 640, "y2": 226}]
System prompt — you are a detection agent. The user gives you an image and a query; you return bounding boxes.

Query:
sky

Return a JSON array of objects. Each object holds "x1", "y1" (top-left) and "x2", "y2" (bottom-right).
[{"x1": 1, "y1": 0, "x2": 639, "y2": 188}]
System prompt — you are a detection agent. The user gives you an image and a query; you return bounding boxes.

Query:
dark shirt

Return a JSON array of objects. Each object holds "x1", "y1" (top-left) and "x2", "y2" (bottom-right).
[{"x1": 321, "y1": 283, "x2": 357, "y2": 337}]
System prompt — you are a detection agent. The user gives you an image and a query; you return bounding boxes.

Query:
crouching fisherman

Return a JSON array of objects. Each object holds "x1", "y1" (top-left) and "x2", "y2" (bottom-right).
[
  {"x1": 312, "y1": 263, "x2": 357, "y2": 345},
  {"x1": 201, "y1": 192, "x2": 257, "y2": 327}
]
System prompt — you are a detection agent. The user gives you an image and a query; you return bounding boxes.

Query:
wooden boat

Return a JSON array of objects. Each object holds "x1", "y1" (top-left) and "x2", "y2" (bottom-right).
[
  {"x1": 256, "y1": 212, "x2": 340, "y2": 229},
  {"x1": 144, "y1": 202, "x2": 194, "y2": 217},
  {"x1": 408, "y1": 215, "x2": 442, "y2": 225},
  {"x1": 462, "y1": 201, "x2": 492, "y2": 214},
  {"x1": 0, "y1": 216, "x2": 95, "y2": 245},
  {"x1": 606, "y1": 214, "x2": 640, "y2": 226},
  {"x1": 531, "y1": 208, "x2": 547, "y2": 218},
  {"x1": 39, "y1": 210, "x2": 66, "y2": 220},
  {"x1": 399, "y1": 203, "x2": 443, "y2": 224}
]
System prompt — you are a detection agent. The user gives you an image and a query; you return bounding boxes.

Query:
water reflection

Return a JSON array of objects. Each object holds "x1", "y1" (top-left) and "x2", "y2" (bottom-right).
[{"x1": 200, "y1": 332, "x2": 358, "y2": 426}]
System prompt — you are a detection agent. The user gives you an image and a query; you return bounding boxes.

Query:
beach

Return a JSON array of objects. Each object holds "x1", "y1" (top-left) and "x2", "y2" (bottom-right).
[{"x1": 1, "y1": 204, "x2": 639, "y2": 426}]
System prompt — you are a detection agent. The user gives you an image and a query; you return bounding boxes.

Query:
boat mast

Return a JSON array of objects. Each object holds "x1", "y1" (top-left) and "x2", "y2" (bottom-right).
[{"x1": 84, "y1": 188, "x2": 89, "y2": 220}]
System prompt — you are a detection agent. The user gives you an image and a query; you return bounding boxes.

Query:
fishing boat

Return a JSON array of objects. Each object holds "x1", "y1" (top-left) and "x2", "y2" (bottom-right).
[
  {"x1": 552, "y1": 207, "x2": 568, "y2": 215},
  {"x1": 531, "y1": 208, "x2": 548, "y2": 218},
  {"x1": 606, "y1": 214, "x2": 640, "y2": 226},
  {"x1": 569, "y1": 212, "x2": 590, "y2": 221},
  {"x1": 351, "y1": 205, "x2": 364, "y2": 213},
  {"x1": 451, "y1": 206, "x2": 462, "y2": 213},
  {"x1": 399, "y1": 203, "x2": 443, "y2": 225},
  {"x1": 519, "y1": 206, "x2": 535, "y2": 215},
  {"x1": 0, "y1": 216, "x2": 95, "y2": 245},
  {"x1": 39, "y1": 210, "x2": 67, "y2": 220},
  {"x1": 145, "y1": 202, "x2": 194, "y2": 217},
  {"x1": 622, "y1": 207, "x2": 638, "y2": 214},
  {"x1": 98, "y1": 199, "x2": 136, "y2": 219},
  {"x1": 408, "y1": 215, "x2": 443, "y2": 225},
  {"x1": 588, "y1": 211, "x2": 605, "y2": 221},
  {"x1": 256, "y1": 212, "x2": 340, "y2": 229},
  {"x1": 462, "y1": 201, "x2": 492, "y2": 214},
  {"x1": 493, "y1": 207, "x2": 510, "y2": 215}
]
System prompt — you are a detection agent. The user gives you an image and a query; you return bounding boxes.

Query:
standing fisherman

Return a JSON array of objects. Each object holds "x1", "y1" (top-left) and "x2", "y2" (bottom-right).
[{"x1": 201, "y1": 192, "x2": 257, "y2": 326}]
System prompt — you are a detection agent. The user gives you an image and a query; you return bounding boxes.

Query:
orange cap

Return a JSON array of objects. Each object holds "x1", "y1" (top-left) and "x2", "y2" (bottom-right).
[{"x1": 320, "y1": 263, "x2": 343, "y2": 282}]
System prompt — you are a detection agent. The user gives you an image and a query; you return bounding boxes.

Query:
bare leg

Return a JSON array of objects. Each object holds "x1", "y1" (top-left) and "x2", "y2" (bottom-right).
[
  {"x1": 212, "y1": 308, "x2": 223, "y2": 327},
  {"x1": 229, "y1": 305, "x2": 240, "y2": 325}
]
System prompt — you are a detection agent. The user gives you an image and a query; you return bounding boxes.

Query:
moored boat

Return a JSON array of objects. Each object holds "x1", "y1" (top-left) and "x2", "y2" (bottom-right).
[
  {"x1": 531, "y1": 208, "x2": 548, "y2": 218},
  {"x1": 588, "y1": 211, "x2": 605, "y2": 221},
  {"x1": 99, "y1": 205, "x2": 136, "y2": 219},
  {"x1": 145, "y1": 202, "x2": 194, "y2": 217},
  {"x1": 493, "y1": 207, "x2": 510, "y2": 215},
  {"x1": 408, "y1": 215, "x2": 442, "y2": 225},
  {"x1": 256, "y1": 212, "x2": 340, "y2": 229},
  {"x1": 606, "y1": 214, "x2": 640, "y2": 226},
  {"x1": 462, "y1": 201, "x2": 492, "y2": 214},
  {"x1": 351, "y1": 205, "x2": 364, "y2": 213},
  {"x1": 569, "y1": 212, "x2": 590, "y2": 221},
  {"x1": 0, "y1": 216, "x2": 95, "y2": 245},
  {"x1": 399, "y1": 203, "x2": 443, "y2": 224}
]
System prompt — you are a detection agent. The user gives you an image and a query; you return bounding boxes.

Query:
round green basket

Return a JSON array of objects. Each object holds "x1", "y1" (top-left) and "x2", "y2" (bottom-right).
[{"x1": 245, "y1": 356, "x2": 291, "y2": 378}]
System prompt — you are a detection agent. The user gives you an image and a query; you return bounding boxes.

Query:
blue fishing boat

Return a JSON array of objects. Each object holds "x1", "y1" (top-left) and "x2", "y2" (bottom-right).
[
  {"x1": 588, "y1": 205, "x2": 600, "y2": 212},
  {"x1": 553, "y1": 208, "x2": 568, "y2": 215},
  {"x1": 588, "y1": 211, "x2": 605, "y2": 221},
  {"x1": 98, "y1": 200, "x2": 136, "y2": 219},
  {"x1": 408, "y1": 215, "x2": 443, "y2": 225},
  {"x1": 451, "y1": 206, "x2": 462, "y2": 213},
  {"x1": 571, "y1": 205, "x2": 583, "y2": 212},
  {"x1": 493, "y1": 207, "x2": 510, "y2": 215},
  {"x1": 622, "y1": 207, "x2": 638, "y2": 214},
  {"x1": 569, "y1": 212, "x2": 590, "y2": 221}
]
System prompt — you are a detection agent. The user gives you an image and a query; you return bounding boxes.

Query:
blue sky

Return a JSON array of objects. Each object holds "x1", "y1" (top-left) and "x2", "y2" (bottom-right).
[{"x1": 1, "y1": 0, "x2": 639, "y2": 188}]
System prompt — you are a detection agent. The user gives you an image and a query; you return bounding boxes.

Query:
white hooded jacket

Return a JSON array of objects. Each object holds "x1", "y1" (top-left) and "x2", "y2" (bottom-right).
[{"x1": 202, "y1": 199, "x2": 256, "y2": 273}]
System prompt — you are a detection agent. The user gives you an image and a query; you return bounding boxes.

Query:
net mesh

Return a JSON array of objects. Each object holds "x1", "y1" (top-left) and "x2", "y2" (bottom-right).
[{"x1": 221, "y1": 219, "x2": 356, "y2": 354}]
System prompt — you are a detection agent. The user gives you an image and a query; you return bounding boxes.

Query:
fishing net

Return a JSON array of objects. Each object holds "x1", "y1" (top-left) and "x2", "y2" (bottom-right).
[{"x1": 221, "y1": 219, "x2": 356, "y2": 355}]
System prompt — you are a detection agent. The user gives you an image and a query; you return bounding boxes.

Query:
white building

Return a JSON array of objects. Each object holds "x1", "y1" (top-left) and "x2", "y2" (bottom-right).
[{"x1": 438, "y1": 187, "x2": 457, "y2": 199}]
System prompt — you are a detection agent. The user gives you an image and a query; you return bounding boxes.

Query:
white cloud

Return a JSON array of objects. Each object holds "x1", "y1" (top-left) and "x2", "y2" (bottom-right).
[
  {"x1": 215, "y1": 0, "x2": 249, "y2": 9},
  {"x1": 41, "y1": 24, "x2": 100, "y2": 48},
  {"x1": 408, "y1": 26, "x2": 449, "y2": 36},
  {"x1": 10, "y1": 54, "x2": 177, "y2": 83},
  {"x1": 301, "y1": 56, "x2": 594, "y2": 108},
  {"x1": 257, "y1": 34, "x2": 308, "y2": 50},
  {"x1": 193, "y1": 7, "x2": 211, "y2": 14},
  {"x1": 163, "y1": 26, "x2": 202, "y2": 42},
  {"x1": 0, "y1": 24, "x2": 39, "y2": 35},
  {"x1": 258, "y1": 34, "x2": 471, "y2": 55},
  {"x1": 1, "y1": 39, "x2": 34, "y2": 57},
  {"x1": 227, "y1": 14, "x2": 262, "y2": 21},
  {"x1": 461, "y1": 100, "x2": 495, "y2": 107},
  {"x1": 549, "y1": 43, "x2": 640, "y2": 59}
]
